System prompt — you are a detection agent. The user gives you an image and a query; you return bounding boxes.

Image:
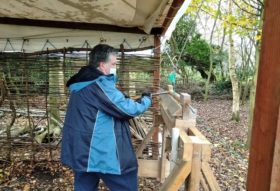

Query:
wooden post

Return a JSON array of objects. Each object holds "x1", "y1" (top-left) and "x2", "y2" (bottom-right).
[
  {"x1": 160, "y1": 127, "x2": 167, "y2": 183},
  {"x1": 247, "y1": 0, "x2": 280, "y2": 190},
  {"x1": 160, "y1": 161, "x2": 192, "y2": 191},
  {"x1": 152, "y1": 35, "x2": 161, "y2": 159},
  {"x1": 187, "y1": 138, "x2": 202, "y2": 191},
  {"x1": 270, "y1": 106, "x2": 280, "y2": 190}
]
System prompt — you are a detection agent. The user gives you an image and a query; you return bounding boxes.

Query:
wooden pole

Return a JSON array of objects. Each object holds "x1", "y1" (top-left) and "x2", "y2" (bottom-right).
[
  {"x1": 270, "y1": 106, "x2": 280, "y2": 191},
  {"x1": 152, "y1": 35, "x2": 161, "y2": 159},
  {"x1": 247, "y1": 0, "x2": 280, "y2": 190}
]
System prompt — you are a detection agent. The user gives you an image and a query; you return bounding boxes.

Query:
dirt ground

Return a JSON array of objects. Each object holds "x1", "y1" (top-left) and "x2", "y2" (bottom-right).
[
  {"x1": 0, "y1": 99, "x2": 249, "y2": 191},
  {"x1": 193, "y1": 99, "x2": 249, "y2": 191}
]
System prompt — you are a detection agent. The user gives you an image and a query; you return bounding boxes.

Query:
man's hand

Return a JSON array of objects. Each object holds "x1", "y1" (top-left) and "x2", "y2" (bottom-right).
[
  {"x1": 123, "y1": 93, "x2": 130, "y2": 98},
  {"x1": 141, "y1": 92, "x2": 151, "y2": 98}
]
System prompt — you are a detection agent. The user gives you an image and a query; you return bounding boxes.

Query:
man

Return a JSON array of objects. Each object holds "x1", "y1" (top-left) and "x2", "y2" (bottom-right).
[
  {"x1": 61, "y1": 44, "x2": 152, "y2": 191},
  {"x1": 168, "y1": 67, "x2": 176, "y2": 90}
]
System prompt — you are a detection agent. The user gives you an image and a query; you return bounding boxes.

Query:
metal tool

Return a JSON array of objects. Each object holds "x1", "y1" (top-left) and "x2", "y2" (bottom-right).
[{"x1": 151, "y1": 91, "x2": 170, "y2": 97}]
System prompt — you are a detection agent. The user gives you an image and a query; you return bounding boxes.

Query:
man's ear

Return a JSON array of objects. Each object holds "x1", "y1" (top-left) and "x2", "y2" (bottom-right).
[{"x1": 98, "y1": 62, "x2": 107, "y2": 74}]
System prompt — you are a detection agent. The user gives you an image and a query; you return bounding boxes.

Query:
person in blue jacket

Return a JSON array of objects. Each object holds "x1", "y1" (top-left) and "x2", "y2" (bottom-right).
[{"x1": 61, "y1": 44, "x2": 152, "y2": 191}]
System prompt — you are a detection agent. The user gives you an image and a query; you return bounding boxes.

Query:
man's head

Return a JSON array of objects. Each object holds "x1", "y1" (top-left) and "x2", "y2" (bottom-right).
[{"x1": 89, "y1": 44, "x2": 118, "y2": 75}]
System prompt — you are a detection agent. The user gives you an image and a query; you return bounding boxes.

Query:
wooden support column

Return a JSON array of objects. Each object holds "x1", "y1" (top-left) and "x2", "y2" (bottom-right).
[
  {"x1": 187, "y1": 142, "x2": 202, "y2": 191},
  {"x1": 152, "y1": 35, "x2": 161, "y2": 159},
  {"x1": 247, "y1": 0, "x2": 280, "y2": 190},
  {"x1": 160, "y1": 127, "x2": 167, "y2": 183},
  {"x1": 270, "y1": 106, "x2": 280, "y2": 191}
]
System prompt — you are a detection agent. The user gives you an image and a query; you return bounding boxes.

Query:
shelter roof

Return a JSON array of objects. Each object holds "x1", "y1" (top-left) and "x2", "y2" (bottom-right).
[{"x1": 0, "y1": 0, "x2": 185, "y2": 52}]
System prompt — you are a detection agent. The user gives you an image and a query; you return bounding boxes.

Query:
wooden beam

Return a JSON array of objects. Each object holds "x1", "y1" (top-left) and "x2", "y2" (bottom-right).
[
  {"x1": 160, "y1": 104, "x2": 175, "y2": 130},
  {"x1": 160, "y1": 128, "x2": 167, "y2": 182},
  {"x1": 187, "y1": 138, "x2": 202, "y2": 191},
  {"x1": 247, "y1": 0, "x2": 280, "y2": 190},
  {"x1": 0, "y1": 17, "x2": 162, "y2": 35},
  {"x1": 161, "y1": 0, "x2": 185, "y2": 35},
  {"x1": 201, "y1": 162, "x2": 221, "y2": 191},
  {"x1": 160, "y1": 160, "x2": 192, "y2": 191},
  {"x1": 138, "y1": 159, "x2": 170, "y2": 178},
  {"x1": 4, "y1": 46, "x2": 155, "y2": 56},
  {"x1": 136, "y1": 124, "x2": 157, "y2": 157},
  {"x1": 175, "y1": 119, "x2": 196, "y2": 130},
  {"x1": 178, "y1": 130, "x2": 193, "y2": 162},
  {"x1": 160, "y1": 94, "x2": 182, "y2": 117},
  {"x1": 188, "y1": 127, "x2": 211, "y2": 162},
  {"x1": 270, "y1": 106, "x2": 280, "y2": 190},
  {"x1": 152, "y1": 35, "x2": 161, "y2": 158}
]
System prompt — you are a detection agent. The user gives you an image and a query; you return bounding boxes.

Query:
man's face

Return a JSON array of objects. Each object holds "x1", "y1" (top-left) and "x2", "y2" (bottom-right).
[{"x1": 100, "y1": 54, "x2": 117, "y2": 75}]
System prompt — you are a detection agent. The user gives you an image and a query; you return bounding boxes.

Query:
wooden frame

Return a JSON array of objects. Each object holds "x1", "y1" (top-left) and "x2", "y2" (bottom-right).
[{"x1": 137, "y1": 87, "x2": 220, "y2": 191}]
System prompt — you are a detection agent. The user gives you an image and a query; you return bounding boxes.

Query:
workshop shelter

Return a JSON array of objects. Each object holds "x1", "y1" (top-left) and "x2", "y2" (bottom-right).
[{"x1": 0, "y1": 0, "x2": 279, "y2": 191}]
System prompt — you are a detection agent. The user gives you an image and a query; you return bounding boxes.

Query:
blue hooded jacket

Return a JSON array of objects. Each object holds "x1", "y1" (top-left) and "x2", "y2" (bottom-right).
[{"x1": 61, "y1": 66, "x2": 152, "y2": 174}]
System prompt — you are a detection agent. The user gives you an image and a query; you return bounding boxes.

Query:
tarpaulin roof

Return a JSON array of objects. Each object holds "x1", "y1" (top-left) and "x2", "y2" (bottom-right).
[{"x1": 0, "y1": 0, "x2": 186, "y2": 52}]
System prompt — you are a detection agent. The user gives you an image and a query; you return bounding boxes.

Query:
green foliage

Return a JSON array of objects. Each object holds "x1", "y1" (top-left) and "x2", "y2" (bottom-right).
[
  {"x1": 163, "y1": 15, "x2": 226, "y2": 81},
  {"x1": 213, "y1": 80, "x2": 232, "y2": 94},
  {"x1": 184, "y1": 34, "x2": 211, "y2": 65}
]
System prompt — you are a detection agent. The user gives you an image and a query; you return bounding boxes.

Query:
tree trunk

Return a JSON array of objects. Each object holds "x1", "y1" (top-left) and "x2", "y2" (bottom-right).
[
  {"x1": 247, "y1": 6, "x2": 264, "y2": 147},
  {"x1": 228, "y1": 0, "x2": 240, "y2": 122},
  {"x1": 219, "y1": 28, "x2": 227, "y2": 81},
  {"x1": 204, "y1": 0, "x2": 222, "y2": 101}
]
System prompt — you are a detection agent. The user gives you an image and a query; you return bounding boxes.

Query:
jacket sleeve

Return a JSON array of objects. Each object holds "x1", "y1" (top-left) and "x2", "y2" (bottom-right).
[{"x1": 88, "y1": 79, "x2": 152, "y2": 120}]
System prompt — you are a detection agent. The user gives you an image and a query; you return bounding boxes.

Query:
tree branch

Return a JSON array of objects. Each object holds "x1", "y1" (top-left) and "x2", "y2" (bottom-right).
[{"x1": 232, "y1": 0, "x2": 260, "y2": 17}]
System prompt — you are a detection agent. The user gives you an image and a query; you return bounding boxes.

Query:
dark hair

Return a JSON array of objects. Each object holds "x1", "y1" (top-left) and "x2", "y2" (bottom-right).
[{"x1": 89, "y1": 44, "x2": 117, "y2": 68}]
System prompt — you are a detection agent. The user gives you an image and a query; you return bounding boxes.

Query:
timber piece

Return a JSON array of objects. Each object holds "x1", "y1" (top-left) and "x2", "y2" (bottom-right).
[
  {"x1": 270, "y1": 106, "x2": 280, "y2": 190},
  {"x1": 188, "y1": 127, "x2": 211, "y2": 162},
  {"x1": 160, "y1": 127, "x2": 167, "y2": 182},
  {"x1": 175, "y1": 119, "x2": 196, "y2": 130},
  {"x1": 177, "y1": 129, "x2": 193, "y2": 162},
  {"x1": 180, "y1": 93, "x2": 192, "y2": 106},
  {"x1": 180, "y1": 93, "x2": 194, "y2": 121},
  {"x1": 187, "y1": 141, "x2": 202, "y2": 191},
  {"x1": 167, "y1": 85, "x2": 180, "y2": 102},
  {"x1": 152, "y1": 113, "x2": 161, "y2": 160},
  {"x1": 136, "y1": 124, "x2": 156, "y2": 157},
  {"x1": 138, "y1": 159, "x2": 170, "y2": 178},
  {"x1": 159, "y1": 93, "x2": 182, "y2": 117},
  {"x1": 160, "y1": 105, "x2": 175, "y2": 130},
  {"x1": 159, "y1": 160, "x2": 192, "y2": 191},
  {"x1": 129, "y1": 119, "x2": 143, "y2": 140},
  {"x1": 200, "y1": 173, "x2": 210, "y2": 191},
  {"x1": 247, "y1": 0, "x2": 280, "y2": 190},
  {"x1": 201, "y1": 162, "x2": 221, "y2": 191}
]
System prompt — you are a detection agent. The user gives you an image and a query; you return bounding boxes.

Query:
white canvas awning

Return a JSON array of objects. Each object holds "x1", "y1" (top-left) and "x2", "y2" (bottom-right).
[{"x1": 0, "y1": 0, "x2": 186, "y2": 52}]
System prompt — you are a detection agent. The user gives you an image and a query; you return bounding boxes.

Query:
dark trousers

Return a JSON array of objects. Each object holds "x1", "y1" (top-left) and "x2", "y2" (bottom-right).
[{"x1": 74, "y1": 170, "x2": 138, "y2": 191}]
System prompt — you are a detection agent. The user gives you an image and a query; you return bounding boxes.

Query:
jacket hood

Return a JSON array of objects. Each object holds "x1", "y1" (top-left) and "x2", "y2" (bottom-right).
[{"x1": 66, "y1": 65, "x2": 103, "y2": 87}]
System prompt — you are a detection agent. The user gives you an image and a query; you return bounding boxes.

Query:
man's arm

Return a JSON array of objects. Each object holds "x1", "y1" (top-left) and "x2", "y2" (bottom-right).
[{"x1": 88, "y1": 79, "x2": 152, "y2": 119}]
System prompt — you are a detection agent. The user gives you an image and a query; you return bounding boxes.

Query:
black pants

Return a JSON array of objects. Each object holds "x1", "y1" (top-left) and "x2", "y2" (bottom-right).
[{"x1": 74, "y1": 170, "x2": 138, "y2": 191}]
